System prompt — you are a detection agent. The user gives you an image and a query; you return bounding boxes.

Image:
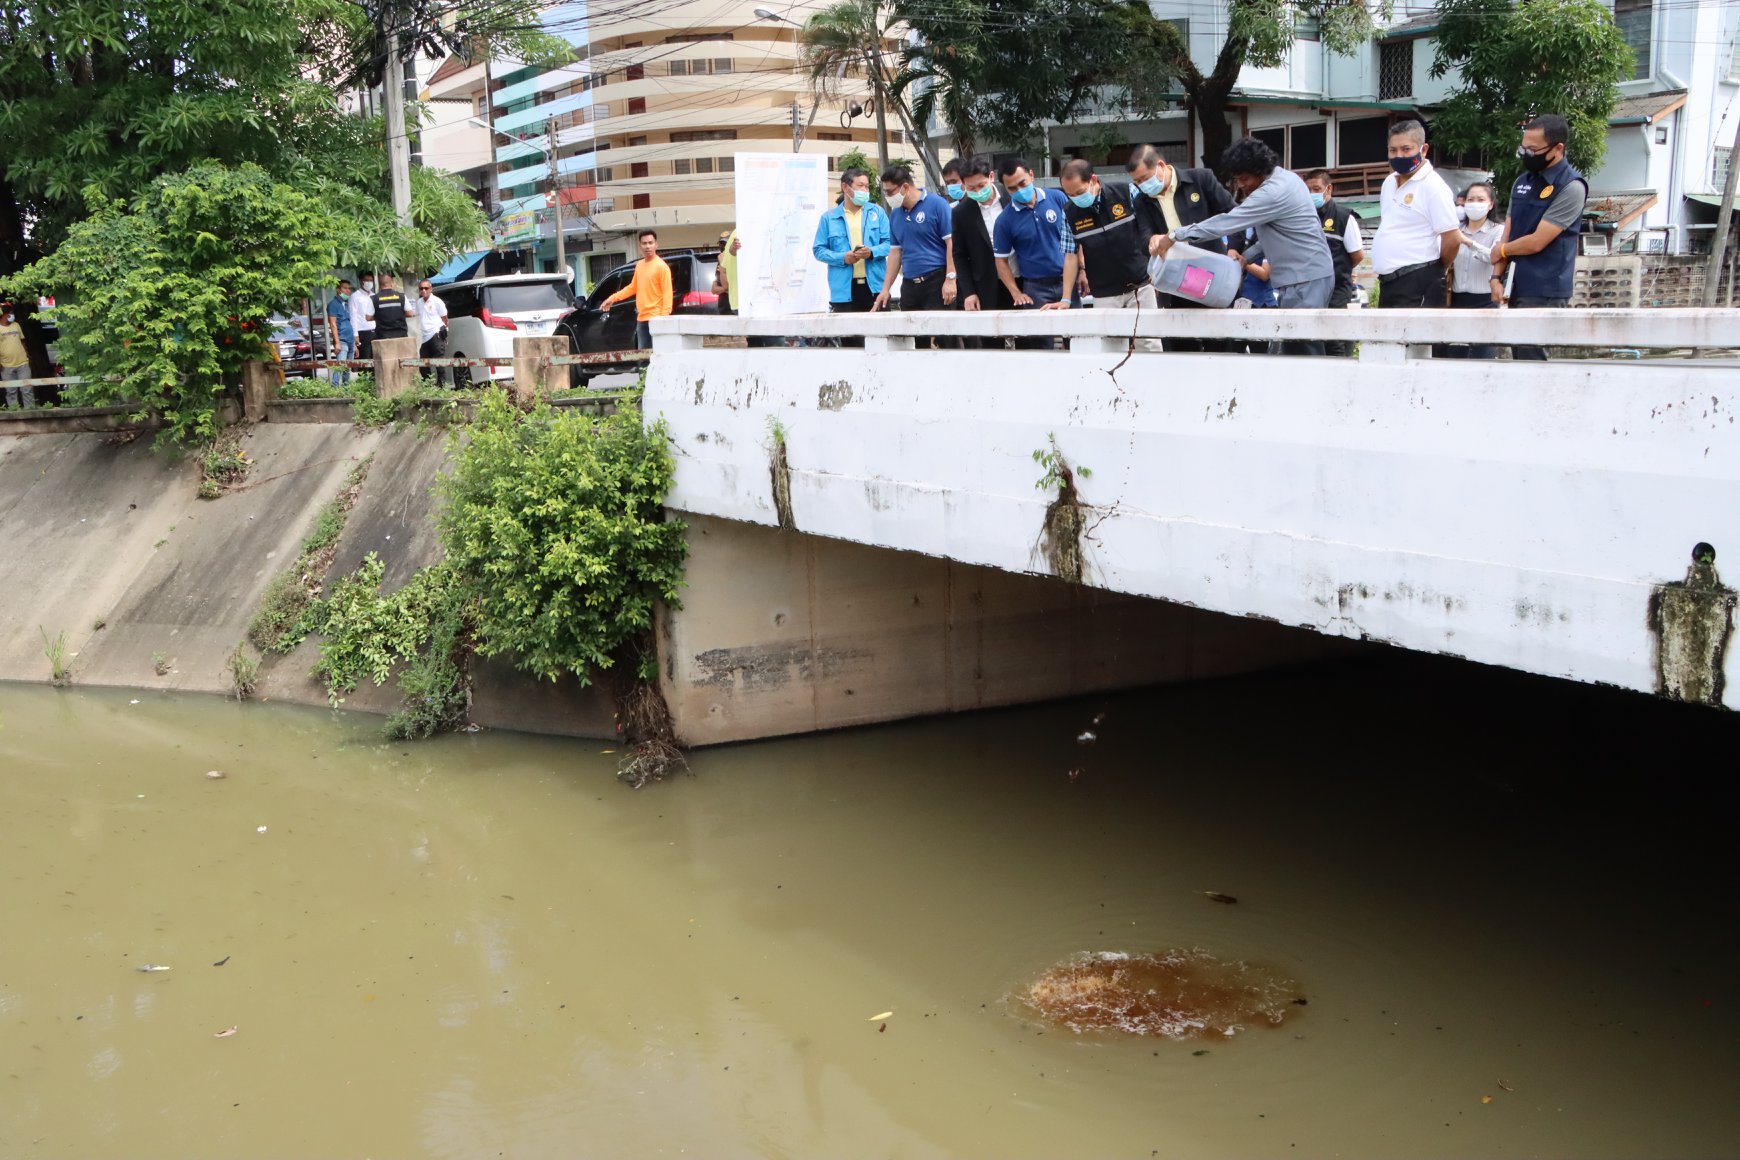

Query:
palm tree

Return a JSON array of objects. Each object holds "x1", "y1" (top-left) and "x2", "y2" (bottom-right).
[
  {"x1": 800, "y1": 0, "x2": 939, "y2": 184},
  {"x1": 893, "y1": 37, "x2": 983, "y2": 162}
]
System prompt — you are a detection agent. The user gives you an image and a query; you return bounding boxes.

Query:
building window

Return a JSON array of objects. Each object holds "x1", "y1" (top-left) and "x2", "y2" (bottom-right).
[
  {"x1": 674, "y1": 158, "x2": 691, "y2": 175},
  {"x1": 720, "y1": 156, "x2": 735, "y2": 172},
  {"x1": 1290, "y1": 121, "x2": 1327, "y2": 169},
  {"x1": 597, "y1": 167, "x2": 614, "y2": 183},
  {"x1": 628, "y1": 97, "x2": 646, "y2": 115},
  {"x1": 670, "y1": 129, "x2": 737, "y2": 142},
  {"x1": 1378, "y1": 39, "x2": 1413, "y2": 100},
  {"x1": 669, "y1": 60, "x2": 687, "y2": 75},
  {"x1": 1295, "y1": 16, "x2": 1320, "y2": 42},
  {"x1": 666, "y1": 32, "x2": 734, "y2": 43},
  {"x1": 1615, "y1": 0, "x2": 1651, "y2": 79},
  {"x1": 1252, "y1": 126, "x2": 1287, "y2": 160},
  {"x1": 629, "y1": 135, "x2": 648, "y2": 147},
  {"x1": 1715, "y1": 147, "x2": 1732, "y2": 191},
  {"x1": 696, "y1": 157, "x2": 714, "y2": 174},
  {"x1": 817, "y1": 131, "x2": 851, "y2": 141},
  {"x1": 633, "y1": 193, "x2": 650, "y2": 209},
  {"x1": 714, "y1": 58, "x2": 733, "y2": 74}
]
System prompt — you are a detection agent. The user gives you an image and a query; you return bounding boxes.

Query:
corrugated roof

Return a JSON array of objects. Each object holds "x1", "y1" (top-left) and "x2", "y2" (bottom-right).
[
  {"x1": 1609, "y1": 89, "x2": 1687, "y2": 126},
  {"x1": 1381, "y1": 13, "x2": 1439, "y2": 39},
  {"x1": 1585, "y1": 190, "x2": 1658, "y2": 229}
]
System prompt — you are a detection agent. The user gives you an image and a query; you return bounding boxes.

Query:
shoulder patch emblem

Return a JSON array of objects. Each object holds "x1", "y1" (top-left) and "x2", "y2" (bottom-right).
[
  {"x1": 1540, "y1": 184, "x2": 1555, "y2": 199},
  {"x1": 1189, "y1": 192, "x2": 1201, "y2": 203},
  {"x1": 915, "y1": 210, "x2": 927, "y2": 223},
  {"x1": 1044, "y1": 209, "x2": 1058, "y2": 223},
  {"x1": 1111, "y1": 202, "x2": 1127, "y2": 218}
]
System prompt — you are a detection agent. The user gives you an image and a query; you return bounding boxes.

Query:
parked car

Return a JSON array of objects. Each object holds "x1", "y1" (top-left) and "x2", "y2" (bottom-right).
[
  {"x1": 554, "y1": 251, "x2": 719, "y2": 385},
  {"x1": 268, "y1": 316, "x2": 316, "y2": 376},
  {"x1": 438, "y1": 273, "x2": 577, "y2": 387}
]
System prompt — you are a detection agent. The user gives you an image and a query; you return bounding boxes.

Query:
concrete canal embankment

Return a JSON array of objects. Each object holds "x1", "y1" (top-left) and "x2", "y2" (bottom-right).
[{"x1": 0, "y1": 425, "x2": 615, "y2": 737}]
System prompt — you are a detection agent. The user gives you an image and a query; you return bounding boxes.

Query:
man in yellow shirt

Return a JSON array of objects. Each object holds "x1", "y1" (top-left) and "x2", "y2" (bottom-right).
[
  {"x1": 0, "y1": 301, "x2": 35, "y2": 409},
  {"x1": 602, "y1": 229, "x2": 673, "y2": 349}
]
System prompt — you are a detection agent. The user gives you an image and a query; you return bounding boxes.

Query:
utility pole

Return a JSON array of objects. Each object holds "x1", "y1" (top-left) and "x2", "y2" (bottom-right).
[
  {"x1": 791, "y1": 98, "x2": 802, "y2": 152},
  {"x1": 548, "y1": 114, "x2": 566, "y2": 280},
  {"x1": 384, "y1": 32, "x2": 414, "y2": 229},
  {"x1": 1702, "y1": 111, "x2": 1740, "y2": 308}
]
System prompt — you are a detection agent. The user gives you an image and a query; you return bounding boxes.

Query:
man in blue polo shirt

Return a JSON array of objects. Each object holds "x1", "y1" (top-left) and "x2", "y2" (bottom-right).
[
  {"x1": 992, "y1": 158, "x2": 1074, "y2": 348},
  {"x1": 873, "y1": 164, "x2": 956, "y2": 316}
]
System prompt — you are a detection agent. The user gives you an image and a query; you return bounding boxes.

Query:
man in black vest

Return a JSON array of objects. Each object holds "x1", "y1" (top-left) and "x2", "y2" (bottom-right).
[
  {"x1": 1046, "y1": 159, "x2": 1160, "y2": 351},
  {"x1": 370, "y1": 273, "x2": 411, "y2": 343},
  {"x1": 953, "y1": 157, "x2": 1013, "y2": 348},
  {"x1": 1492, "y1": 114, "x2": 1587, "y2": 361},
  {"x1": 1125, "y1": 144, "x2": 1236, "y2": 351},
  {"x1": 1304, "y1": 169, "x2": 1367, "y2": 356}
]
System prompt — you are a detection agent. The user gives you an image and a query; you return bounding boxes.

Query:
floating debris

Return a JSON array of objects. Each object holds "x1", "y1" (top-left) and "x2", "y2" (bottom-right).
[
  {"x1": 255, "y1": 826, "x2": 267, "y2": 834},
  {"x1": 206, "y1": 770, "x2": 227, "y2": 780},
  {"x1": 1199, "y1": 892, "x2": 1239, "y2": 905},
  {"x1": 1092, "y1": 712, "x2": 1107, "y2": 727},
  {"x1": 212, "y1": 956, "x2": 231, "y2": 967},
  {"x1": 1021, "y1": 948, "x2": 1304, "y2": 1040},
  {"x1": 1066, "y1": 768, "x2": 1085, "y2": 782},
  {"x1": 134, "y1": 964, "x2": 172, "y2": 973},
  {"x1": 213, "y1": 1026, "x2": 239, "y2": 1038},
  {"x1": 1076, "y1": 731, "x2": 1097, "y2": 746},
  {"x1": 1497, "y1": 1079, "x2": 1515, "y2": 1093},
  {"x1": 867, "y1": 1010, "x2": 893, "y2": 1022}
]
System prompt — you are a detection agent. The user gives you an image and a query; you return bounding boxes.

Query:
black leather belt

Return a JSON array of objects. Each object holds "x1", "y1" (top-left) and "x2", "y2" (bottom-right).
[
  {"x1": 1379, "y1": 260, "x2": 1438, "y2": 281},
  {"x1": 906, "y1": 270, "x2": 944, "y2": 285}
]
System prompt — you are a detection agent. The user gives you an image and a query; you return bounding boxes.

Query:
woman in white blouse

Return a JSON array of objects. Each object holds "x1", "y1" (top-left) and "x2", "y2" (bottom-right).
[{"x1": 1438, "y1": 181, "x2": 1506, "y2": 360}]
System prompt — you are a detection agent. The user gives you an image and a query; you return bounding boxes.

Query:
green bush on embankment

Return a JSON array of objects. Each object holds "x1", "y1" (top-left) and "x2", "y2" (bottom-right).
[{"x1": 255, "y1": 388, "x2": 686, "y2": 750}]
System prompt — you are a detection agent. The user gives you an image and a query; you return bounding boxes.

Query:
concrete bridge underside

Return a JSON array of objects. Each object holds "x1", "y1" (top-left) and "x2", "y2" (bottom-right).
[{"x1": 647, "y1": 309, "x2": 1740, "y2": 744}]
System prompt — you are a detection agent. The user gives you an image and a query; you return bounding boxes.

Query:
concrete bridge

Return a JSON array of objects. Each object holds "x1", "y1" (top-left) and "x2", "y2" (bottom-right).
[{"x1": 643, "y1": 308, "x2": 1740, "y2": 745}]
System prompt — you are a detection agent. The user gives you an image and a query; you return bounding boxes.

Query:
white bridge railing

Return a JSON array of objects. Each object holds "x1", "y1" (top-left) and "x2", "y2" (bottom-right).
[{"x1": 654, "y1": 306, "x2": 1738, "y2": 361}]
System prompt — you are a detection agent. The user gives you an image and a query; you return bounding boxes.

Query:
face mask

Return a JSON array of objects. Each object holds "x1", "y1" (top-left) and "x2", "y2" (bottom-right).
[
  {"x1": 1389, "y1": 153, "x2": 1422, "y2": 176},
  {"x1": 1464, "y1": 202, "x2": 1490, "y2": 221},
  {"x1": 1012, "y1": 184, "x2": 1036, "y2": 206},
  {"x1": 945, "y1": 182, "x2": 964, "y2": 201},
  {"x1": 966, "y1": 186, "x2": 993, "y2": 204},
  {"x1": 850, "y1": 189, "x2": 870, "y2": 207},
  {"x1": 361, "y1": 282, "x2": 374, "y2": 292},
  {"x1": 1310, "y1": 192, "x2": 1325, "y2": 209},
  {"x1": 1069, "y1": 189, "x2": 1096, "y2": 209},
  {"x1": 1138, "y1": 175, "x2": 1165, "y2": 198},
  {"x1": 1518, "y1": 147, "x2": 1555, "y2": 174}
]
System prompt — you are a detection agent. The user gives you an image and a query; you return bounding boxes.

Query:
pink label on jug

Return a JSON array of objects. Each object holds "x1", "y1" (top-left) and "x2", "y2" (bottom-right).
[{"x1": 1179, "y1": 266, "x2": 1214, "y2": 299}]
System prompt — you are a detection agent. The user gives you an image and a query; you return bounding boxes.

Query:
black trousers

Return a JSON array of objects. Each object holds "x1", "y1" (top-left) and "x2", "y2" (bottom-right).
[
  {"x1": 901, "y1": 270, "x2": 959, "y2": 348},
  {"x1": 356, "y1": 331, "x2": 374, "y2": 362},
  {"x1": 1326, "y1": 281, "x2": 1356, "y2": 356},
  {"x1": 1508, "y1": 296, "x2": 1569, "y2": 361},
  {"x1": 827, "y1": 280, "x2": 875, "y2": 347},
  {"x1": 1378, "y1": 262, "x2": 1445, "y2": 309},
  {"x1": 419, "y1": 332, "x2": 450, "y2": 385}
]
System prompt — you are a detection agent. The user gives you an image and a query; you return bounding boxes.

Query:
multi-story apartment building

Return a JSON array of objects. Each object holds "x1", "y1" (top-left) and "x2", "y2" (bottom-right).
[{"x1": 473, "y1": 1, "x2": 883, "y2": 288}]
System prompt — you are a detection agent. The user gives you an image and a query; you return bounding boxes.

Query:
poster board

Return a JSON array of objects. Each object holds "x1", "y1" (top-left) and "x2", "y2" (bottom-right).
[{"x1": 732, "y1": 153, "x2": 832, "y2": 316}]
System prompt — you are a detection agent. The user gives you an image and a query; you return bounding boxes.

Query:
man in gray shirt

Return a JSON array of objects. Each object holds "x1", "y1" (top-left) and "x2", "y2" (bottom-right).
[{"x1": 1154, "y1": 136, "x2": 1335, "y2": 355}]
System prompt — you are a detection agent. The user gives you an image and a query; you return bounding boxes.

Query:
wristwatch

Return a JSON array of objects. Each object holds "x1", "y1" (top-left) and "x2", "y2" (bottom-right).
[{"x1": 945, "y1": 272, "x2": 957, "y2": 279}]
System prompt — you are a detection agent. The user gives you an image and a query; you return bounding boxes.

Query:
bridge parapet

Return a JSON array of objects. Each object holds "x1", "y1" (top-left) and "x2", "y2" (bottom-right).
[{"x1": 646, "y1": 309, "x2": 1740, "y2": 709}]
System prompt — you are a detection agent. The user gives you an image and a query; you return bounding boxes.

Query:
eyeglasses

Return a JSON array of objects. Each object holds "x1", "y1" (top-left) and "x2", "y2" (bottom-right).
[
  {"x1": 419, "y1": 285, "x2": 432, "y2": 290},
  {"x1": 1517, "y1": 144, "x2": 1554, "y2": 157}
]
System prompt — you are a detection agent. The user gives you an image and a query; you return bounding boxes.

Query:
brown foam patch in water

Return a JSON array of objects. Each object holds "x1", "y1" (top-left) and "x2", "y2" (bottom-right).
[{"x1": 1022, "y1": 949, "x2": 1304, "y2": 1039}]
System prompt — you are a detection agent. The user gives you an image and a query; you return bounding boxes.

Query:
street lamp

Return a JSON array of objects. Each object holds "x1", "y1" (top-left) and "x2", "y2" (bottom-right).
[
  {"x1": 755, "y1": 8, "x2": 810, "y2": 152},
  {"x1": 466, "y1": 116, "x2": 569, "y2": 279}
]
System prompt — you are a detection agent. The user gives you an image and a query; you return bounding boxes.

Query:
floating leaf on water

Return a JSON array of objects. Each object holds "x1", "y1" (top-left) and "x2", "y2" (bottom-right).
[
  {"x1": 212, "y1": 956, "x2": 230, "y2": 967},
  {"x1": 134, "y1": 964, "x2": 172, "y2": 973},
  {"x1": 867, "y1": 1010, "x2": 893, "y2": 1022},
  {"x1": 213, "y1": 1026, "x2": 238, "y2": 1038},
  {"x1": 1021, "y1": 948, "x2": 1303, "y2": 1040},
  {"x1": 1192, "y1": 1049, "x2": 1210, "y2": 1056},
  {"x1": 1480, "y1": 1095, "x2": 1493, "y2": 1105},
  {"x1": 1199, "y1": 892, "x2": 1239, "y2": 905}
]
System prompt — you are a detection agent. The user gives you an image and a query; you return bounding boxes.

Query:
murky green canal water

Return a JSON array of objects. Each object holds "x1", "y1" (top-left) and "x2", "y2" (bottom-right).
[{"x1": 3, "y1": 656, "x2": 1736, "y2": 1159}]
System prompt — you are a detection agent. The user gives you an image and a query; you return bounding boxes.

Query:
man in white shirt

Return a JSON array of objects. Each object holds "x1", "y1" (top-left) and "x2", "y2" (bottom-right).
[
  {"x1": 349, "y1": 273, "x2": 377, "y2": 360},
  {"x1": 1371, "y1": 120, "x2": 1460, "y2": 309},
  {"x1": 414, "y1": 279, "x2": 451, "y2": 387}
]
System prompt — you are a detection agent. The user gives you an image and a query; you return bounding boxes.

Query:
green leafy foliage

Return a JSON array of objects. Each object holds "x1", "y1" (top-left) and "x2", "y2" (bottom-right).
[
  {"x1": 437, "y1": 390, "x2": 687, "y2": 683},
  {"x1": 6, "y1": 163, "x2": 335, "y2": 446},
  {"x1": 311, "y1": 556, "x2": 462, "y2": 704},
  {"x1": 1428, "y1": 0, "x2": 1631, "y2": 193},
  {"x1": 248, "y1": 455, "x2": 374, "y2": 653}
]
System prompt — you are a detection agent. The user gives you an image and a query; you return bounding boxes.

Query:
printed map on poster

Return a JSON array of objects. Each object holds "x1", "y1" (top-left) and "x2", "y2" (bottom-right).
[{"x1": 733, "y1": 153, "x2": 831, "y2": 316}]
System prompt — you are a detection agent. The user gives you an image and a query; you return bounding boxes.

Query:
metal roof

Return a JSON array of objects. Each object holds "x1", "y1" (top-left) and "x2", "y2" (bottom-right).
[{"x1": 1609, "y1": 89, "x2": 1688, "y2": 126}]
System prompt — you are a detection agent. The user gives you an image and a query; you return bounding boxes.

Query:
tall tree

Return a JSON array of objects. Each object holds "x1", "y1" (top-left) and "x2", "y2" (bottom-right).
[
  {"x1": 896, "y1": 0, "x2": 1387, "y2": 169},
  {"x1": 801, "y1": 0, "x2": 943, "y2": 184},
  {"x1": 1428, "y1": 0, "x2": 1631, "y2": 195}
]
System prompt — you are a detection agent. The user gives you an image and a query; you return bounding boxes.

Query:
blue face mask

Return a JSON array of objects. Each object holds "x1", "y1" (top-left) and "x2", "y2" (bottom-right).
[
  {"x1": 944, "y1": 182, "x2": 964, "y2": 201},
  {"x1": 1069, "y1": 189, "x2": 1096, "y2": 209},
  {"x1": 1138, "y1": 175, "x2": 1165, "y2": 198},
  {"x1": 1310, "y1": 192, "x2": 1325, "y2": 209},
  {"x1": 851, "y1": 188, "x2": 870, "y2": 207},
  {"x1": 1012, "y1": 184, "x2": 1037, "y2": 206}
]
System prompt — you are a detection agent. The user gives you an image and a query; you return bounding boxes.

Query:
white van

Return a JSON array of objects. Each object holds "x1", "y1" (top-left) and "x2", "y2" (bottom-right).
[{"x1": 435, "y1": 273, "x2": 576, "y2": 385}]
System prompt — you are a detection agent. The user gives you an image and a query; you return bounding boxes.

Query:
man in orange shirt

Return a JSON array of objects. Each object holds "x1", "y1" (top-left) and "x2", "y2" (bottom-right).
[{"x1": 602, "y1": 229, "x2": 673, "y2": 349}]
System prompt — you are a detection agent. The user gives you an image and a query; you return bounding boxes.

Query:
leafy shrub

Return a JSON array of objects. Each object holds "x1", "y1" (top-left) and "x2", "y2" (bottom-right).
[
  {"x1": 312, "y1": 557, "x2": 463, "y2": 705},
  {"x1": 437, "y1": 389, "x2": 686, "y2": 682}
]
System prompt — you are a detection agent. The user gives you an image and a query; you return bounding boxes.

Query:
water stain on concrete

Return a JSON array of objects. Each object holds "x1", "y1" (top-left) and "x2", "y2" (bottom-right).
[
  {"x1": 818, "y1": 381, "x2": 854, "y2": 411},
  {"x1": 689, "y1": 643, "x2": 871, "y2": 691},
  {"x1": 1648, "y1": 543, "x2": 1735, "y2": 706}
]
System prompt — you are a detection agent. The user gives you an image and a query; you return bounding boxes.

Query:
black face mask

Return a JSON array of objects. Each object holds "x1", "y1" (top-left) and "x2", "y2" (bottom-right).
[{"x1": 1518, "y1": 147, "x2": 1556, "y2": 175}]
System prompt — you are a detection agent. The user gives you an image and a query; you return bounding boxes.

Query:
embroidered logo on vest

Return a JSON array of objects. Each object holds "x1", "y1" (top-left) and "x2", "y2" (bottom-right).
[
  {"x1": 1111, "y1": 203, "x2": 1127, "y2": 218},
  {"x1": 1539, "y1": 184, "x2": 1555, "y2": 199},
  {"x1": 1189, "y1": 192, "x2": 1201, "y2": 203}
]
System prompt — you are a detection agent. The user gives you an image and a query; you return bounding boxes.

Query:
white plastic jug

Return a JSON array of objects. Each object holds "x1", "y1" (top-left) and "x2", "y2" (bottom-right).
[{"x1": 1149, "y1": 242, "x2": 1242, "y2": 309}]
